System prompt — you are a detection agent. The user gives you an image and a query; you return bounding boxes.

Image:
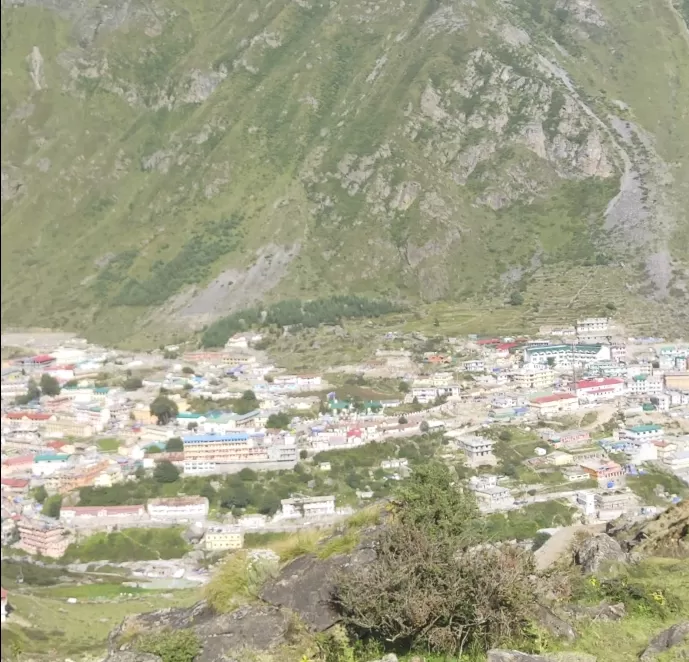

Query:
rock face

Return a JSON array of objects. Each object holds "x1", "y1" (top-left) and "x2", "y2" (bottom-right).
[
  {"x1": 109, "y1": 537, "x2": 376, "y2": 660},
  {"x1": 534, "y1": 604, "x2": 577, "y2": 641},
  {"x1": 573, "y1": 534, "x2": 627, "y2": 573},
  {"x1": 487, "y1": 652, "x2": 597, "y2": 662},
  {"x1": 259, "y1": 541, "x2": 376, "y2": 631},
  {"x1": 639, "y1": 621, "x2": 689, "y2": 660}
]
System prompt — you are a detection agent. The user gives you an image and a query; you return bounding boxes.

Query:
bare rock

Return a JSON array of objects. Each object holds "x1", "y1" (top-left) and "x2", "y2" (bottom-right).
[
  {"x1": 260, "y1": 543, "x2": 376, "y2": 631},
  {"x1": 640, "y1": 621, "x2": 689, "y2": 660},
  {"x1": 534, "y1": 604, "x2": 577, "y2": 641},
  {"x1": 488, "y1": 652, "x2": 597, "y2": 662},
  {"x1": 103, "y1": 653, "x2": 162, "y2": 662},
  {"x1": 573, "y1": 534, "x2": 627, "y2": 573},
  {"x1": 563, "y1": 601, "x2": 626, "y2": 622}
]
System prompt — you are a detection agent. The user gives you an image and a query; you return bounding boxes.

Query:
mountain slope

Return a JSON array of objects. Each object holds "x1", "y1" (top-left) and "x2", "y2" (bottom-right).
[{"x1": 2, "y1": 0, "x2": 688, "y2": 343}]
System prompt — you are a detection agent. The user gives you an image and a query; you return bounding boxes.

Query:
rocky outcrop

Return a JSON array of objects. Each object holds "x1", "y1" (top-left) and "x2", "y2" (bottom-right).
[
  {"x1": 639, "y1": 621, "x2": 689, "y2": 660},
  {"x1": 487, "y1": 651, "x2": 597, "y2": 662},
  {"x1": 259, "y1": 537, "x2": 376, "y2": 631},
  {"x1": 103, "y1": 653, "x2": 162, "y2": 662},
  {"x1": 563, "y1": 601, "x2": 626, "y2": 622},
  {"x1": 533, "y1": 604, "x2": 577, "y2": 642},
  {"x1": 573, "y1": 534, "x2": 627, "y2": 573}
]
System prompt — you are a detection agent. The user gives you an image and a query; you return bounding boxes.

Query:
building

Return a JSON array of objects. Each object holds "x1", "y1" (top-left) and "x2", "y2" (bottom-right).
[
  {"x1": 238, "y1": 514, "x2": 268, "y2": 529},
  {"x1": 623, "y1": 424, "x2": 664, "y2": 443},
  {"x1": 575, "y1": 378, "x2": 625, "y2": 402},
  {"x1": 147, "y1": 496, "x2": 209, "y2": 522},
  {"x1": 547, "y1": 451, "x2": 574, "y2": 467},
  {"x1": 562, "y1": 466, "x2": 590, "y2": 482},
  {"x1": 523, "y1": 344, "x2": 611, "y2": 368},
  {"x1": 576, "y1": 491, "x2": 597, "y2": 518},
  {"x1": 205, "y1": 526, "x2": 244, "y2": 551},
  {"x1": 17, "y1": 517, "x2": 69, "y2": 558},
  {"x1": 32, "y1": 454, "x2": 71, "y2": 477},
  {"x1": 182, "y1": 432, "x2": 259, "y2": 472},
  {"x1": 579, "y1": 459, "x2": 625, "y2": 487},
  {"x1": 1, "y1": 455, "x2": 34, "y2": 475},
  {"x1": 280, "y1": 495, "x2": 336, "y2": 518},
  {"x1": 595, "y1": 491, "x2": 635, "y2": 520},
  {"x1": 627, "y1": 374, "x2": 664, "y2": 396},
  {"x1": 463, "y1": 360, "x2": 485, "y2": 373},
  {"x1": 576, "y1": 318, "x2": 609, "y2": 335},
  {"x1": 529, "y1": 393, "x2": 580, "y2": 417},
  {"x1": 472, "y1": 485, "x2": 514, "y2": 511},
  {"x1": 548, "y1": 429, "x2": 591, "y2": 449},
  {"x1": 45, "y1": 459, "x2": 110, "y2": 495},
  {"x1": 0, "y1": 477, "x2": 30, "y2": 494},
  {"x1": 513, "y1": 365, "x2": 556, "y2": 390},
  {"x1": 665, "y1": 372, "x2": 689, "y2": 390},
  {"x1": 459, "y1": 435, "x2": 497, "y2": 467}
]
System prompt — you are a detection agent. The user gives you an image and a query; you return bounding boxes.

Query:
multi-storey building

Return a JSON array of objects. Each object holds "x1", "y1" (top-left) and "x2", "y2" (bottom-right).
[
  {"x1": 548, "y1": 429, "x2": 591, "y2": 449},
  {"x1": 579, "y1": 460, "x2": 625, "y2": 487},
  {"x1": 183, "y1": 432, "x2": 259, "y2": 472},
  {"x1": 459, "y1": 435, "x2": 497, "y2": 467},
  {"x1": 513, "y1": 365, "x2": 556, "y2": 390},
  {"x1": 45, "y1": 459, "x2": 110, "y2": 495},
  {"x1": 623, "y1": 424, "x2": 664, "y2": 443},
  {"x1": 627, "y1": 374, "x2": 664, "y2": 396},
  {"x1": 576, "y1": 318, "x2": 609, "y2": 335},
  {"x1": 529, "y1": 393, "x2": 580, "y2": 417},
  {"x1": 60, "y1": 505, "x2": 148, "y2": 528},
  {"x1": 17, "y1": 517, "x2": 69, "y2": 558},
  {"x1": 147, "y1": 496, "x2": 210, "y2": 522},
  {"x1": 523, "y1": 344, "x2": 611, "y2": 368},
  {"x1": 281, "y1": 495, "x2": 336, "y2": 518},
  {"x1": 205, "y1": 527, "x2": 244, "y2": 551},
  {"x1": 575, "y1": 377, "x2": 625, "y2": 402}
]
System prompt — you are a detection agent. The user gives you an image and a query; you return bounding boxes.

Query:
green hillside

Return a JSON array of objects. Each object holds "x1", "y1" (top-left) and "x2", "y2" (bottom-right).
[{"x1": 2, "y1": 0, "x2": 688, "y2": 344}]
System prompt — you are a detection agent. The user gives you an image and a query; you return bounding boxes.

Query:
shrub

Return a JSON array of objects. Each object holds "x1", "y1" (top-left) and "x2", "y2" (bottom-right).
[
  {"x1": 333, "y1": 462, "x2": 538, "y2": 655},
  {"x1": 135, "y1": 629, "x2": 199, "y2": 662}
]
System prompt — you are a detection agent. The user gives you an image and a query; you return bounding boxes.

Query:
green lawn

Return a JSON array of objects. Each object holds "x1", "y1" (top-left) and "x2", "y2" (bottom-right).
[{"x1": 96, "y1": 437, "x2": 121, "y2": 452}]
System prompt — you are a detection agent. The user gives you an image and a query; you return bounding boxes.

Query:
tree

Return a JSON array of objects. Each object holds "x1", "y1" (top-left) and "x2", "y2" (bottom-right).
[
  {"x1": 605, "y1": 302, "x2": 616, "y2": 312},
  {"x1": 154, "y1": 460, "x2": 180, "y2": 483},
  {"x1": 238, "y1": 467, "x2": 257, "y2": 482},
  {"x1": 124, "y1": 376, "x2": 143, "y2": 391},
  {"x1": 187, "y1": 422, "x2": 198, "y2": 431},
  {"x1": 32, "y1": 485, "x2": 48, "y2": 504},
  {"x1": 43, "y1": 495, "x2": 62, "y2": 518},
  {"x1": 546, "y1": 357, "x2": 556, "y2": 367},
  {"x1": 265, "y1": 375, "x2": 274, "y2": 383},
  {"x1": 65, "y1": 379, "x2": 79, "y2": 388},
  {"x1": 266, "y1": 412, "x2": 291, "y2": 429},
  {"x1": 165, "y1": 437, "x2": 184, "y2": 452},
  {"x1": 150, "y1": 395, "x2": 179, "y2": 425},
  {"x1": 16, "y1": 378, "x2": 41, "y2": 404},
  {"x1": 147, "y1": 446, "x2": 162, "y2": 454},
  {"x1": 509, "y1": 292, "x2": 524, "y2": 306},
  {"x1": 40, "y1": 373, "x2": 61, "y2": 397},
  {"x1": 182, "y1": 366, "x2": 195, "y2": 374},
  {"x1": 398, "y1": 381, "x2": 410, "y2": 394},
  {"x1": 398, "y1": 416, "x2": 408, "y2": 425},
  {"x1": 299, "y1": 449, "x2": 308, "y2": 460},
  {"x1": 420, "y1": 420, "x2": 430, "y2": 433},
  {"x1": 498, "y1": 430, "x2": 512, "y2": 442},
  {"x1": 134, "y1": 466, "x2": 146, "y2": 479}
]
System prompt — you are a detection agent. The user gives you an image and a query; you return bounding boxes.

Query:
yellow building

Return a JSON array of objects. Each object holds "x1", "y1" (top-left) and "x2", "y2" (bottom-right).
[
  {"x1": 514, "y1": 366, "x2": 556, "y2": 390},
  {"x1": 205, "y1": 527, "x2": 244, "y2": 551},
  {"x1": 665, "y1": 373, "x2": 689, "y2": 390},
  {"x1": 43, "y1": 417, "x2": 94, "y2": 438},
  {"x1": 132, "y1": 405, "x2": 157, "y2": 425}
]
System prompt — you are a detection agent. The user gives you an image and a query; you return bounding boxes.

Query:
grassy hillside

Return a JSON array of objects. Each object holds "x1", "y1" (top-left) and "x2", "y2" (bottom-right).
[{"x1": 2, "y1": 0, "x2": 688, "y2": 344}]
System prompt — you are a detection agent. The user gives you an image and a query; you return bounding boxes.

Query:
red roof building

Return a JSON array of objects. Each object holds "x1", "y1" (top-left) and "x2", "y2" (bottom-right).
[
  {"x1": 1, "y1": 477, "x2": 30, "y2": 490},
  {"x1": 4, "y1": 412, "x2": 52, "y2": 421}
]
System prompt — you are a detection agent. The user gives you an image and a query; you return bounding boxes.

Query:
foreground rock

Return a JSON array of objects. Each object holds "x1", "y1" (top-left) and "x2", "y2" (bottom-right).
[
  {"x1": 610, "y1": 501, "x2": 689, "y2": 556},
  {"x1": 639, "y1": 621, "x2": 689, "y2": 660},
  {"x1": 573, "y1": 534, "x2": 627, "y2": 573},
  {"x1": 488, "y1": 651, "x2": 596, "y2": 662}
]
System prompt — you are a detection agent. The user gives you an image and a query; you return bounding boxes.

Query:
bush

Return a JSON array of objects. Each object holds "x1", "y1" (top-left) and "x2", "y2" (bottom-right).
[
  {"x1": 135, "y1": 629, "x2": 200, "y2": 662},
  {"x1": 333, "y1": 463, "x2": 538, "y2": 655}
]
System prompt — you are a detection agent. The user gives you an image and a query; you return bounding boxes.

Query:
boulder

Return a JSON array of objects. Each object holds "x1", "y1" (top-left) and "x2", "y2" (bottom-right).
[
  {"x1": 488, "y1": 652, "x2": 596, "y2": 662},
  {"x1": 533, "y1": 604, "x2": 577, "y2": 641},
  {"x1": 103, "y1": 653, "x2": 162, "y2": 662},
  {"x1": 563, "y1": 601, "x2": 626, "y2": 622},
  {"x1": 259, "y1": 543, "x2": 376, "y2": 631},
  {"x1": 639, "y1": 621, "x2": 689, "y2": 660},
  {"x1": 573, "y1": 534, "x2": 627, "y2": 573}
]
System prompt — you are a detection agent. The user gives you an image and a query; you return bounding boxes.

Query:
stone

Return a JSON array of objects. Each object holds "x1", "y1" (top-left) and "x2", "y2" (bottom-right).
[
  {"x1": 573, "y1": 534, "x2": 627, "y2": 573},
  {"x1": 640, "y1": 621, "x2": 689, "y2": 660},
  {"x1": 534, "y1": 604, "x2": 577, "y2": 641},
  {"x1": 563, "y1": 601, "x2": 626, "y2": 622},
  {"x1": 259, "y1": 542, "x2": 376, "y2": 631},
  {"x1": 103, "y1": 653, "x2": 162, "y2": 662},
  {"x1": 487, "y1": 652, "x2": 597, "y2": 662}
]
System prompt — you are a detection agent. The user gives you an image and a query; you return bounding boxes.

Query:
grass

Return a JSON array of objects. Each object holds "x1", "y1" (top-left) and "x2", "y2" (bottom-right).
[
  {"x1": 317, "y1": 531, "x2": 360, "y2": 559},
  {"x1": 1, "y1": 588, "x2": 199, "y2": 660},
  {"x1": 96, "y1": 437, "x2": 121, "y2": 452},
  {"x1": 627, "y1": 471, "x2": 689, "y2": 506}
]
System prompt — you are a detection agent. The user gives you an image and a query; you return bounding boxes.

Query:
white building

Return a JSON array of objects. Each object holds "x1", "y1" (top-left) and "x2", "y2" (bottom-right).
[
  {"x1": 623, "y1": 424, "x2": 664, "y2": 443},
  {"x1": 147, "y1": 496, "x2": 209, "y2": 522},
  {"x1": 463, "y1": 360, "x2": 485, "y2": 373},
  {"x1": 473, "y1": 486, "x2": 514, "y2": 511},
  {"x1": 513, "y1": 365, "x2": 556, "y2": 390},
  {"x1": 575, "y1": 378, "x2": 625, "y2": 402},
  {"x1": 627, "y1": 374, "x2": 664, "y2": 396},
  {"x1": 524, "y1": 344, "x2": 611, "y2": 368},
  {"x1": 205, "y1": 527, "x2": 244, "y2": 551},
  {"x1": 576, "y1": 491, "x2": 597, "y2": 518},
  {"x1": 280, "y1": 495, "x2": 336, "y2": 518},
  {"x1": 459, "y1": 435, "x2": 497, "y2": 467},
  {"x1": 576, "y1": 318, "x2": 609, "y2": 335},
  {"x1": 624, "y1": 441, "x2": 658, "y2": 464}
]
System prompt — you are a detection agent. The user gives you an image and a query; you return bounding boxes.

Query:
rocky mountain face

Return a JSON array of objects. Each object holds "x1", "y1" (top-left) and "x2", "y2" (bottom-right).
[{"x1": 2, "y1": 0, "x2": 688, "y2": 341}]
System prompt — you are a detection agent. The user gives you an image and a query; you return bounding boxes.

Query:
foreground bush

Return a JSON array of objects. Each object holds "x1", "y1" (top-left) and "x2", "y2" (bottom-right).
[{"x1": 333, "y1": 463, "x2": 538, "y2": 655}]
